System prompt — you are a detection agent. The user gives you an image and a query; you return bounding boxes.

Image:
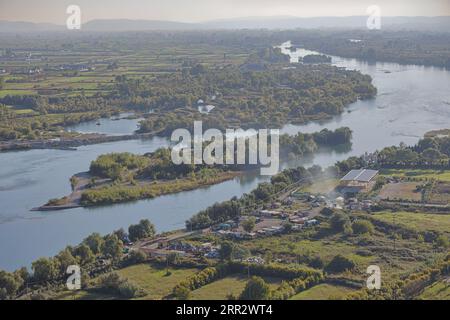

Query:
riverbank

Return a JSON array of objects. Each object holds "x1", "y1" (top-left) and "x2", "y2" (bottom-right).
[
  {"x1": 0, "y1": 131, "x2": 162, "y2": 152},
  {"x1": 2, "y1": 43, "x2": 450, "y2": 272}
]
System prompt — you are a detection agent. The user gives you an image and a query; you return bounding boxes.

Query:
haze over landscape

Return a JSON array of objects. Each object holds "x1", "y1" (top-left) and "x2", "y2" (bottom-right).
[
  {"x1": 0, "y1": 0, "x2": 449, "y2": 303},
  {"x1": 0, "y1": 0, "x2": 449, "y2": 32}
]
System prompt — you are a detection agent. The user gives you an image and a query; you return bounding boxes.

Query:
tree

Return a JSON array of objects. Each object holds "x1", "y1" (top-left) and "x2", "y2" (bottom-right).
[
  {"x1": 422, "y1": 148, "x2": 443, "y2": 164},
  {"x1": 73, "y1": 244, "x2": 95, "y2": 265},
  {"x1": 242, "y1": 217, "x2": 256, "y2": 233},
  {"x1": 325, "y1": 255, "x2": 356, "y2": 274},
  {"x1": 330, "y1": 213, "x2": 351, "y2": 233},
  {"x1": 102, "y1": 234, "x2": 123, "y2": 260},
  {"x1": 239, "y1": 276, "x2": 270, "y2": 300},
  {"x1": 14, "y1": 267, "x2": 29, "y2": 285},
  {"x1": 113, "y1": 228, "x2": 128, "y2": 242},
  {"x1": 0, "y1": 270, "x2": 21, "y2": 298},
  {"x1": 352, "y1": 220, "x2": 374, "y2": 235},
  {"x1": 219, "y1": 241, "x2": 235, "y2": 261},
  {"x1": 83, "y1": 233, "x2": 104, "y2": 255},
  {"x1": 32, "y1": 257, "x2": 59, "y2": 282},
  {"x1": 128, "y1": 219, "x2": 156, "y2": 242},
  {"x1": 127, "y1": 250, "x2": 148, "y2": 264},
  {"x1": 232, "y1": 246, "x2": 251, "y2": 260},
  {"x1": 0, "y1": 77, "x2": 4, "y2": 90},
  {"x1": 55, "y1": 248, "x2": 78, "y2": 274},
  {"x1": 320, "y1": 207, "x2": 334, "y2": 216}
]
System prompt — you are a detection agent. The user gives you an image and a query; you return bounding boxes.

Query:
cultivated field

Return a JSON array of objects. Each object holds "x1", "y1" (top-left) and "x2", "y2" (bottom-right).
[
  {"x1": 378, "y1": 181, "x2": 422, "y2": 201},
  {"x1": 289, "y1": 283, "x2": 356, "y2": 300},
  {"x1": 371, "y1": 211, "x2": 450, "y2": 235},
  {"x1": 380, "y1": 169, "x2": 450, "y2": 182},
  {"x1": 190, "y1": 274, "x2": 283, "y2": 300},
  {"x1": 429, "y1": 181, "x2": 450, "y2": 204}
]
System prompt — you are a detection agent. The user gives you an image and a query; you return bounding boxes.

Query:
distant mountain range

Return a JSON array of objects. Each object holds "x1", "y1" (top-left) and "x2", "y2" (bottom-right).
[{"x1": 1, "y1": 16, "x2": 450, "y2": 32}]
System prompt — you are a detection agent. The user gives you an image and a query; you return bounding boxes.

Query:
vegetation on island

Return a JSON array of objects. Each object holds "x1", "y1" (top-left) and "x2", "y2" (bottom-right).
[{"x1": 301, "y1": 54, "x2": 332, "y2": 64}]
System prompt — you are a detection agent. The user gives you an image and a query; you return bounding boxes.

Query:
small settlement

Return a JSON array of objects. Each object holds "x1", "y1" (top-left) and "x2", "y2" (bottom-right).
[{"x1": 132, "y1": 168, "x2": 381, "y2": 262}]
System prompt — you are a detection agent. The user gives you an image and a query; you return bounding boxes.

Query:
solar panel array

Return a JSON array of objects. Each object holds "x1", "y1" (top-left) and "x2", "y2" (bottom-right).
[{"x1": 340, "y1": 169, "x2": 378, "y2": 182}]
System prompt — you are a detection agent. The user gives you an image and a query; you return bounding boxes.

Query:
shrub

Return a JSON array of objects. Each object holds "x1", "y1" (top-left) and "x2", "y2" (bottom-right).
[
  {"x1": 325, "y1": 255, "x2": 356, "y2": 274},
  {"x1": 308, "y1": 256, "x2": 325, "y2": 269},
  {"x1": 435, "y1": 234, "x2": 449, "y2": 249},
  {"x1": 239, "y1": 276, "x2": 270, "y2": 300},
  {"x1": 330, "y1": 213, "x2": 351, "y2": 233},
  {"x1": 97, "y1": 272, "x2": 144, "y2": 299},
  {"x1": 352, "y1": 220, "x2": 374, "y2": 235},
  {"x1": 173, "y1": 285, "x2": 191, "y2": 300},
  {"x1": 127, "y1": 250, "x2": 148, "y2": 264}
]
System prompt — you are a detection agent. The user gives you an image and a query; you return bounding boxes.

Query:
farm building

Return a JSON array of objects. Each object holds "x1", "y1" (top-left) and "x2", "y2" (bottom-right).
[{"x1": 338, "y1": 169, "x2": 379, "y2": 196}]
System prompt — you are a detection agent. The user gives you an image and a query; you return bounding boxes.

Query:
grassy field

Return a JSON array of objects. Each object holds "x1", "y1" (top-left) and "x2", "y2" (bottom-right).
[
  {"x1": 53, "y1": 290, "x2": 115, "y2": 300},
  {"x1": 240, "y1": 214, "x2": 444, "y2": 284},
  {"x1": 190, "y1": 274, "x2": 283, "y2": 300},
  {"x1": 302, "y1": 178, "x2": 339, "y2": 194},
  {"x1": 371, "y1": 211, "x2": 450, "y2": 235},
  {"x1": 242, "y1": 235, "x2": 376, "y2": 267},
  {"x1": 380, "y1": 169, "x2": 450, "y2": 182},
  {"x1": 289, "y1": 283, "x2": 355, "y2": 300},
  {"x1": 54, "y1": 263, "x2": 199, "y2": 300},
  {"x1": 115, "y1": 263, "x2": 199, "y2": 300},
  {"x1": 418, "y1": 279, "x2": 450, "y2": 300}
]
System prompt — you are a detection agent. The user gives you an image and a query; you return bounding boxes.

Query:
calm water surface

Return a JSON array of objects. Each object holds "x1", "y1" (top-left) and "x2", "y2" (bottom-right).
[{"x1": 0, "y1": 43, "x2": 449, "y2": 271}]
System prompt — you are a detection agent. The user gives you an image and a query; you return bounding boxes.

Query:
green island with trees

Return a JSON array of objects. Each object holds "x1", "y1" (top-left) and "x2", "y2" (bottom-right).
[{"x1": 39, "y1": 127, "x2": 353, "y2": 208}]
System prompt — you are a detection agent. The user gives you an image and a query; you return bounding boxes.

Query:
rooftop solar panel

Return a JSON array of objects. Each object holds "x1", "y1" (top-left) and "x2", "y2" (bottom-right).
[
  {"x1": 340, "y1": 169, "x2": 378, "y2": 182},
  {"x1": 357, "y1": 169, "x2": 378, "y2": 182},
  {"x1": 340, "y1": 169, "x2": 362, "y2": 181}
]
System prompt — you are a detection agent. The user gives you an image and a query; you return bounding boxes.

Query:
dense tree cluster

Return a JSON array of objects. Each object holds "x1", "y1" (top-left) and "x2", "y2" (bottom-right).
[
  {"x1": 136, "y1": 64, "x2": 375, "y2": 134},
  {"x1": 0, "y1": 218, "x2": 160, "y2": 299},
  {"x1": 280, "y1": 127, "x2": 352, "y2": 157},
  {"x1": 335, "y1": 135, "x2": 450, "y2": 172},
  {"x1": 89, "y1": 152, "x2": 150, "y2": 180},
  {"x1": 289, "y1": 30, "x2": 450, "y2": 69},
  {"x1": 301, "y1": 54, "x2": 332, "y2": 64},
  {"x1": 128, "y1": 219, "x2": 156, "y2": 242}
]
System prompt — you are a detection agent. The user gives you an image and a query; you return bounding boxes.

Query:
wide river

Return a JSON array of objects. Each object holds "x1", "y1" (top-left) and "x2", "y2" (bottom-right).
[{"x1": 1, "y1": 42, "x2": 449, "y2": 271}]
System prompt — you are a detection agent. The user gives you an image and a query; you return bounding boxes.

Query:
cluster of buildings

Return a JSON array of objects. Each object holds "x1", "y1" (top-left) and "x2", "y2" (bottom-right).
[
  {"x1": 168, "y1": 241, "x2": 219, "y2": 257},
  {"x1": 10, "y1": 67, "x2": 42, "y2": 75},
  {"x1": 58, "y1": 64, "x2": 96, "y2": 72},
  {"x1": 144, "y1": 240, "x2": 220, "y2": 259}
]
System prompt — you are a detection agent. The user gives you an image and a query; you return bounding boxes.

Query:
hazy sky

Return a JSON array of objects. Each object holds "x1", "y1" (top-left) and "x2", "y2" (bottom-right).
[{"x1": 0, "y1": 0, "x2": 449, "y2": 24}]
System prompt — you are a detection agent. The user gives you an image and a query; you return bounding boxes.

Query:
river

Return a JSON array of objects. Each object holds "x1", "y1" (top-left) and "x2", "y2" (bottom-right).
[{"x1": 0, "y1": 42, "x2": 449, "y2": 271}]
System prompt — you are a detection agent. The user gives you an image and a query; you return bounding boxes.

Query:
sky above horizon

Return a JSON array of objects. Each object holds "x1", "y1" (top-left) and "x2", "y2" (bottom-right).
[{"x1": 0, "y1": 0, "x2": 449, "y2": 24}]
